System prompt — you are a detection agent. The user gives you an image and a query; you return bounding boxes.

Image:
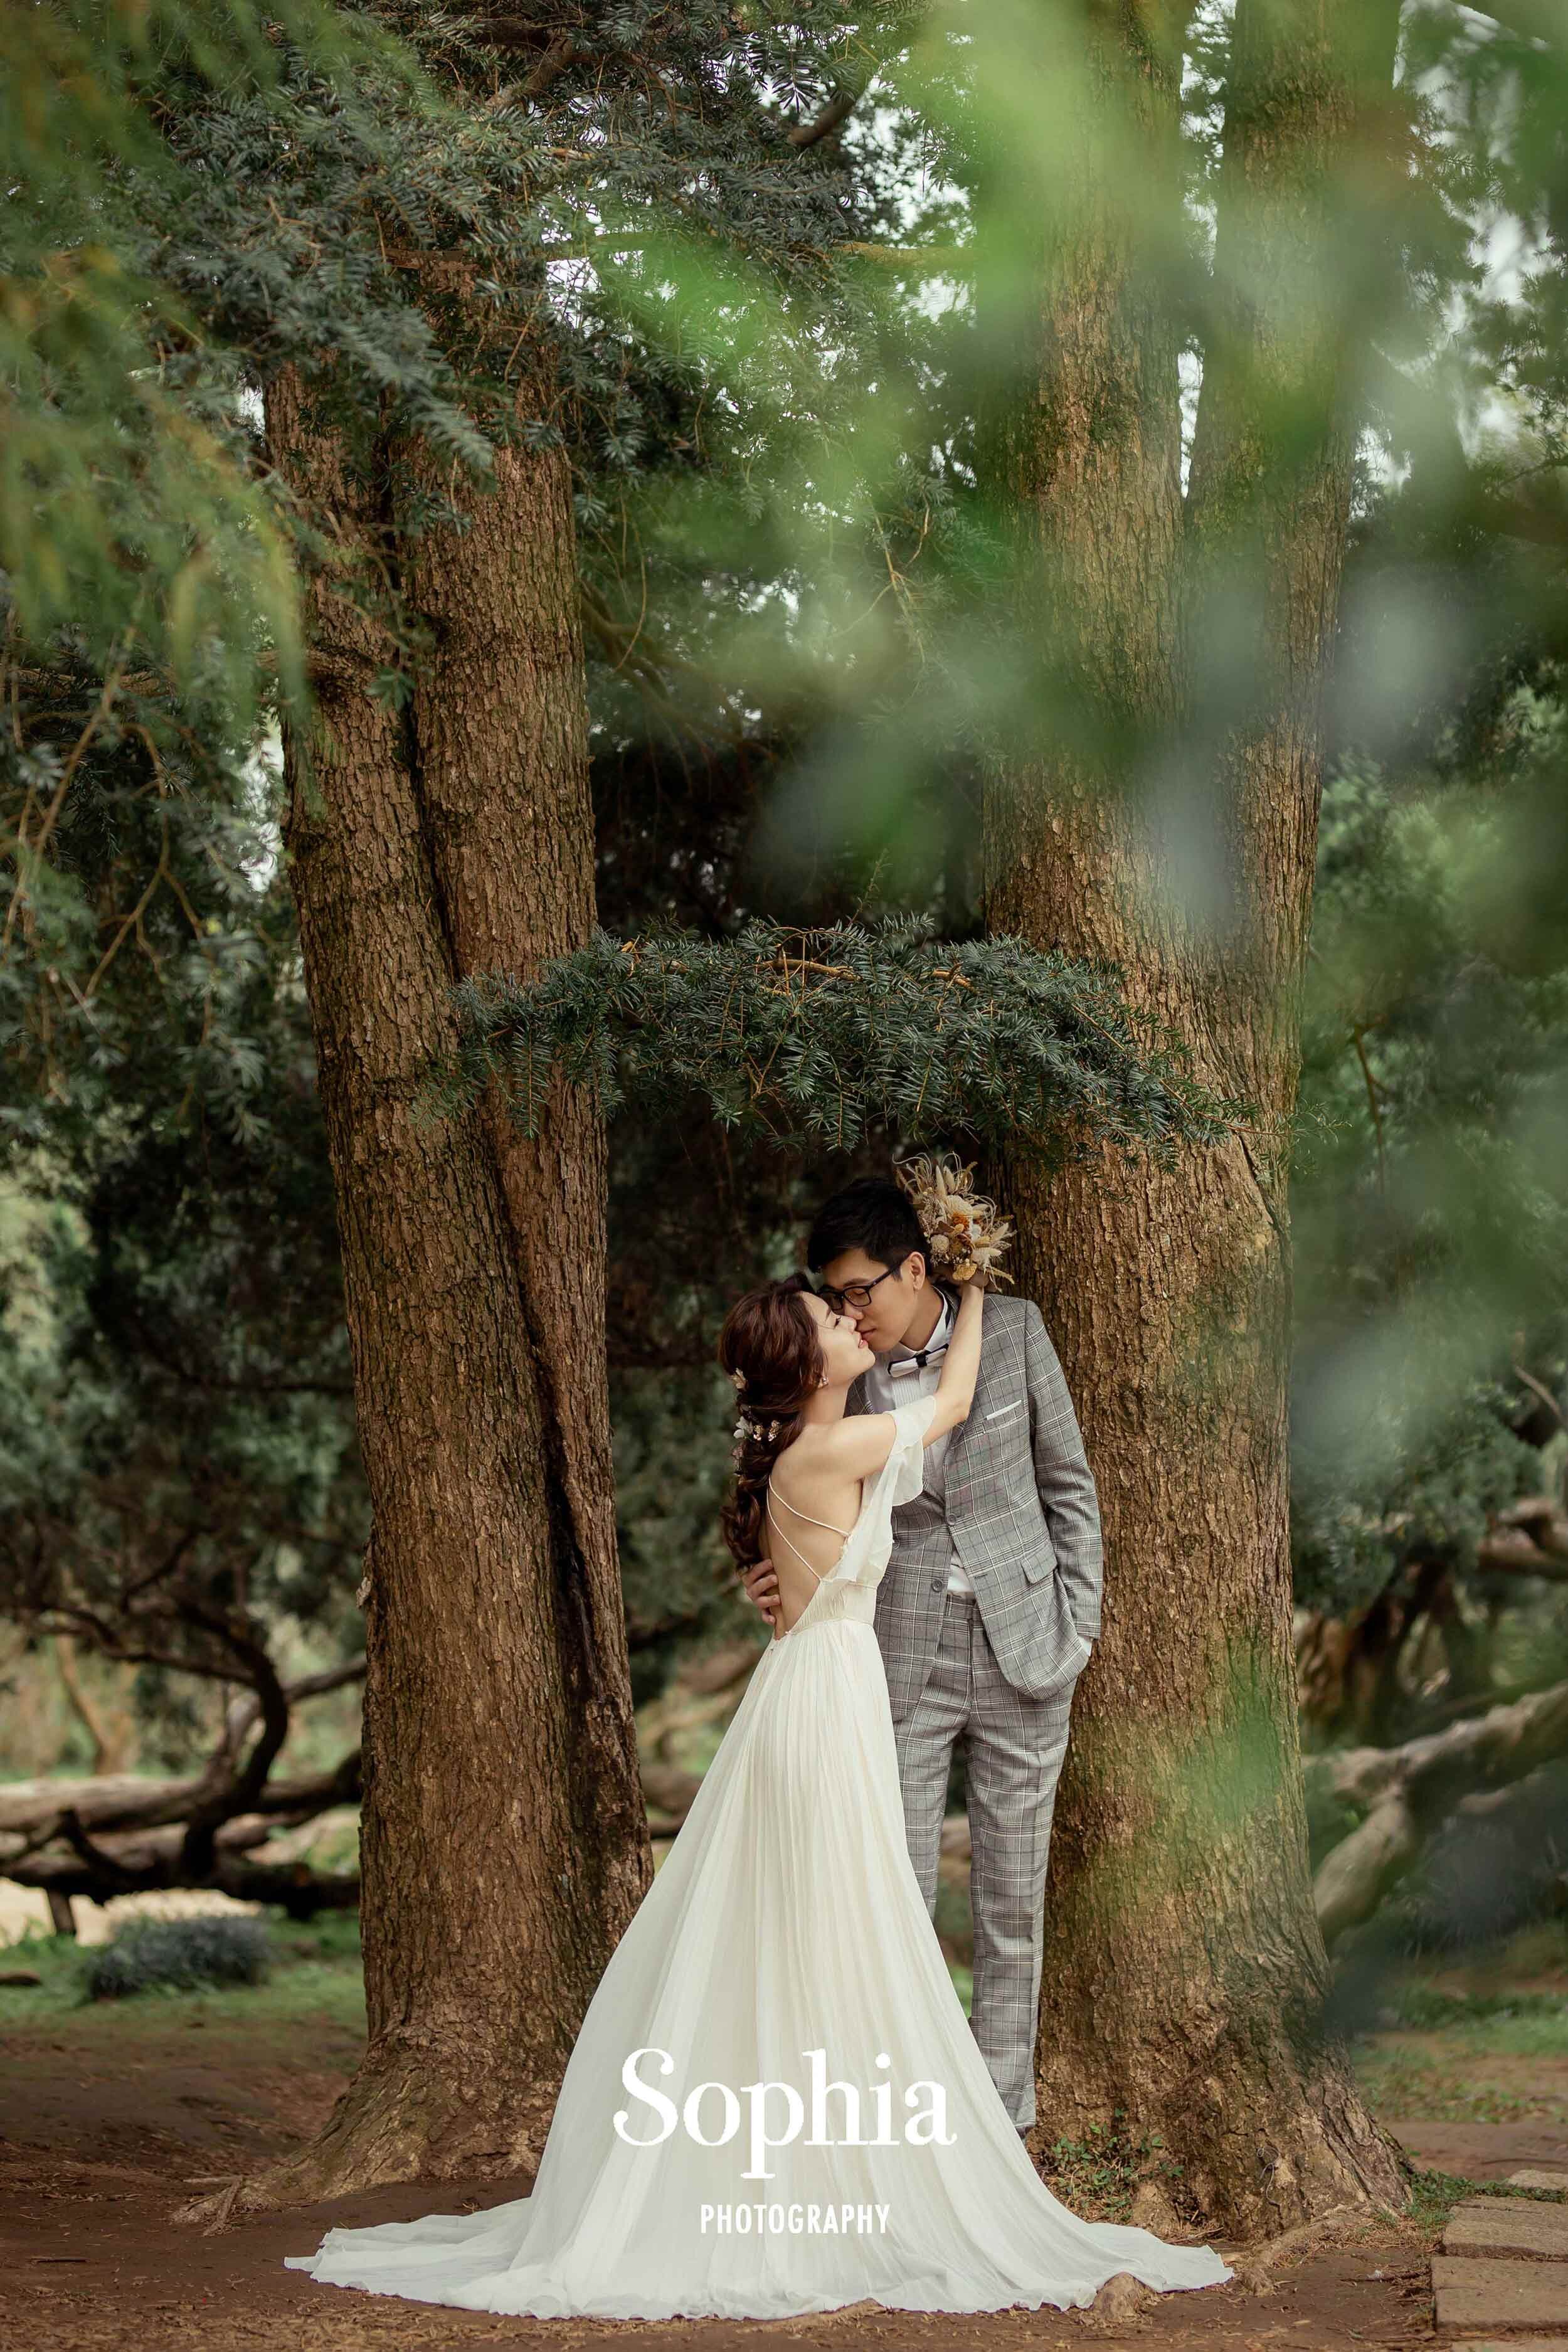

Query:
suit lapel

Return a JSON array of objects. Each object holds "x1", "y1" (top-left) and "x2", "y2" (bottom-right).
[
  {"x1": 935, "y1": 1288, "x2": 1002, "y2": 1485},
  {"x1": 847, "y1": 1289, "x2": 1005, "y2": 1451},
  {"x1": 940, "y1": 1289, "x2": 1010, "y2": 1486}
]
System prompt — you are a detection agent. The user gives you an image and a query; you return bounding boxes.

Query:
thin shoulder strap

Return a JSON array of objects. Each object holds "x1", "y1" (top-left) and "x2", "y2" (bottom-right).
[
  {"x1": 765, "y1": 1515, "x2": 825, "y2": 1583},
  {"x1": 768, "y1": 1485, "x2": 853, "y2": 1541},
  {"x1": 765, "y1": 1481, "x2": 852, "y2": 1586}
]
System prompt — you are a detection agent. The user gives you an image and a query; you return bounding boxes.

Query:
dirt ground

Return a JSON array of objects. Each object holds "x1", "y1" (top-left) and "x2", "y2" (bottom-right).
[
  {"x1": 0, "y1": 2132, "x2": 1441, "y2": 2352},
  {"x1": 3, "y1": 1912, "x2": 1565, "y2": 2352},
  {"x1": 0, "y1": 2018, "x2": 1453, "y2": 2352}
]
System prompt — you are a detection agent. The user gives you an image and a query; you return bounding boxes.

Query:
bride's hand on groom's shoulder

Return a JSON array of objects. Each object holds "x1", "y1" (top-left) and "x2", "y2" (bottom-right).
[{"x1": 740, "y1": 1555, "x2": 780, "y2": 1626}]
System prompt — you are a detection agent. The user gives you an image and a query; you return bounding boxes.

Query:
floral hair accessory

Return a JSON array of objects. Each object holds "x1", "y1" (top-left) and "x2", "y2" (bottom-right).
[
  {"x1": 731, "y1": 1407, "x2": 783, "y2": 1467},
  {"x1": 894, "y1": 1152, "x2": 1015, "y2": 1286}
]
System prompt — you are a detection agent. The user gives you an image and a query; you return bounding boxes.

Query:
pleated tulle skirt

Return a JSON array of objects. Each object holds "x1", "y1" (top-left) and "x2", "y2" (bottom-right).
[{"x1": 285, "y1": 1617, "x2": 1234, "y2": 2320}]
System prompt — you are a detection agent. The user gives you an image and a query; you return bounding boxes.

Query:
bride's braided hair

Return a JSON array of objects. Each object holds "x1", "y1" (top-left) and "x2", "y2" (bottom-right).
[{"x1": 716, "y1": 1273, "x2": 825, "y2": 1570}]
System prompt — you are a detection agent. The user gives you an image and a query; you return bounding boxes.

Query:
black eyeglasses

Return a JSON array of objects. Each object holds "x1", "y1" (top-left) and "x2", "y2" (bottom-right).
[{"x1": 816, "y1": 1267, "x2": 898, "y2": 1314}]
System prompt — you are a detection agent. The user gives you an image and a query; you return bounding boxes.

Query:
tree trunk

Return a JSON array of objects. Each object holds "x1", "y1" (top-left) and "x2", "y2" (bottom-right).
[
  {"x1": 396, "y1": 397, "x2": 647, "y2": 2028},
  {"x1": 210, "y1": 363, "x2": 649, "y2": 2213},
  {"x1": 52, "y1": 1633, "x2": 131, "y2": 1775},
  {"x1": 978, "y1": 0, "x2": 1406, "y2": 2235}
]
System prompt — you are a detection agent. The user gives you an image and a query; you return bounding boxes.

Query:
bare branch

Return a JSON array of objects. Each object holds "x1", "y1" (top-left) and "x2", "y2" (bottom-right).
[
  {"x1": 1480, "y1": 1496, "x2": 1568, "y2": 1580},
  {"x1": 787, "y1": 86, "x2": 864, "y2": 150},
  {"x1": 1309, "y1": 1678, "x2": 1568, "y2": 1941}
]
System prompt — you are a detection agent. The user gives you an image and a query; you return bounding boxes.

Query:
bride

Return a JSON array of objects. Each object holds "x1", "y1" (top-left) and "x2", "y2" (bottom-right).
[{"x1": 285, "y1": 1269, "x2": 1234, "y2": 2321}]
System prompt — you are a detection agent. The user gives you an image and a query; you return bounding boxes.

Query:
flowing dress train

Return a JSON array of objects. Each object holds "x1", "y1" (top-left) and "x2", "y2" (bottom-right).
[{"x1": 284, "y1": 1394, "x2": 1234, "y2": 2320}]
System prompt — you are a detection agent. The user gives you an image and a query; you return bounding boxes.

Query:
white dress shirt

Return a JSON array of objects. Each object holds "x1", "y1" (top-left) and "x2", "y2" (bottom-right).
[{"x1": 857, "y1": 1290, "x2": 975, "y2": 1597}]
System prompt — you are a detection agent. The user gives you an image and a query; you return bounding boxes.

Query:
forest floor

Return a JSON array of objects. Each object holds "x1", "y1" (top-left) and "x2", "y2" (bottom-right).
[{"x1": 2, "y1": 1907, "x2": 1565, "y2": 2352}]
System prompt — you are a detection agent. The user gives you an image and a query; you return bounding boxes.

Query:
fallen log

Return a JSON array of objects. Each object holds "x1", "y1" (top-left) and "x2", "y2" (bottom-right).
[
  {"x1": 1310, "y1": 1677, "x2": 1568, "y2": 1943},
  {"x1": 637, "y1": 1639, "x2": 761, "y2": 1772},
  {"x1": 640, "y1": 1762, "x2": 703, "y2": 1831},
  {"x1": 1478, "y1": 1496, "x2": 1568, "y2": 1581},
  {"x1": 3, "y1": 1809, "x2": 359, "y2": 1917},
  {"x1": 0, "y1": 1751, "x2": 362, "y2": 1914},
  {"x1": 635, "y1": 1641, "x2": 771, "y2": 1829},
  {"x1": 0, "y1": 1753, "x2": 359, "y2": 1841}
]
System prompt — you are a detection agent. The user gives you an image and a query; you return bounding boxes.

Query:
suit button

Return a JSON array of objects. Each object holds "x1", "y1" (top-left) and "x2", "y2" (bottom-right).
[{"x1": 930, "y1": 1575, "x2": 944, "y2": 1592}]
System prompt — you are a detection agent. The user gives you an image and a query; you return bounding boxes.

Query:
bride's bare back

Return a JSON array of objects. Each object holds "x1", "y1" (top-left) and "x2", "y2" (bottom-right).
[
  {"x1": 747, "y1": 1276, "x2": 990, "y2": 1636},
  {"x1": 764, "y1": 1435, "x2": 868, "y2": 1636}
]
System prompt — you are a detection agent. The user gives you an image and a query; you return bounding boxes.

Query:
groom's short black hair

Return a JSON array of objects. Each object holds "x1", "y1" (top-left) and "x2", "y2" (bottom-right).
[{"x1": 807, "y1": 1177, "x2": 930, "y2": 1279}]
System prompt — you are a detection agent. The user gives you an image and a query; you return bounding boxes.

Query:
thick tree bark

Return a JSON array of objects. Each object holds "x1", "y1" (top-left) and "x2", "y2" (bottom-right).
[
  {"x1": 396, "y1": 406, "x2": 647, "y2": 2021},
  {"x1": 978, "y1": 0, "x2": 1406, "y2": 2235},
  {"x1": 201, "y1": 363, "x2": 649, "y2": 2213}
]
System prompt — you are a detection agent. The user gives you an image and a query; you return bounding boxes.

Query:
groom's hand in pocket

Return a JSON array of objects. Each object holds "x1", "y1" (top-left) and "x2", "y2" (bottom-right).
[{"x1": 740, "y1": 1556, "x2": 780, "y2": 1628}]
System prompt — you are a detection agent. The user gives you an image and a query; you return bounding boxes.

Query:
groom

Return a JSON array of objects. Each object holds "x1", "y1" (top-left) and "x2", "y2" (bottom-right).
[{"x1": 740, "y1": 1176, "x2": 1102, "y2": 2139}]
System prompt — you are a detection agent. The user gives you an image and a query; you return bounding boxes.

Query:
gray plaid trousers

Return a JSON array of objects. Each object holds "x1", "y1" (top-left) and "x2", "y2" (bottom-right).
[{"x1": 893, "y1": 1595, "x2": 1076, "y2": 2130}]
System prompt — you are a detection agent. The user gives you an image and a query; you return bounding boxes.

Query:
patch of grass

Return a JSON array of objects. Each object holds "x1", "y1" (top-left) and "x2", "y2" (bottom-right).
[
  {"x1": 933, "y1": 1878, "x2": 973, "y2": 1964},
  {"x1": 0, "y1": 1907, "x2": 365, "y2": 2035},
  {"x1": 268, "y1": 1908, "x2": 363, "y2": 1966},
  {"x1": 1343, "y1": 1921, "x2": 1568, "y2": 2128},
  {"x1": 1354, "y1": 2042, "x2": 1561, "y2": 2125},
  {"x1": 1406, "y1": 2167, "x2": 1486, "y2": 2232},
  {"x1": 0, "y1": 1920, "x2": 95, "y2": 2025},
  {"x1": 1385, "y1": 1984, "x2": 1568, "y2": 2041},
  {"x1": 1039, "y1": 2113, "x2": 1187, "y2": 2225},
  {"x1": 1476, "y1": 2007, "x2": 1568, "y2": 2059},
  {"x1": 1401, "y1": 2167, "x2": 1556, "y2": 2231},
  {"x1": 88, "y1": 1914, "x2": 272, "y2": 1998}
]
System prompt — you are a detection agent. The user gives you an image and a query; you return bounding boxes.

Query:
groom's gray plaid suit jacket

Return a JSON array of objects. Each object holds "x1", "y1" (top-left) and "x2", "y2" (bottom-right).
[{"x1": 847, "y1": 1290, "x2": 1103, "y2": 1723}]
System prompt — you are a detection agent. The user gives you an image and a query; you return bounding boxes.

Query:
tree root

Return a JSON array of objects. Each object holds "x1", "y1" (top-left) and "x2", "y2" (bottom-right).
[
  {"x1": 169, "y1": 2040, "x2": 549, "y2": 2228},
  {"x1": 1076, "y1": 2274, "x2": 1160, "y2": 2333},
  {"x1": 1216, "y1": 2195, "x2": 1407, "y2": 2296}
]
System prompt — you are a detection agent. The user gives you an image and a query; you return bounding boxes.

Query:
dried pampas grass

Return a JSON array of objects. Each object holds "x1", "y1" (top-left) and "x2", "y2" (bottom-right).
[{"x1": 894, "y1": 1152, "x2": 1015, "y2": 1287}]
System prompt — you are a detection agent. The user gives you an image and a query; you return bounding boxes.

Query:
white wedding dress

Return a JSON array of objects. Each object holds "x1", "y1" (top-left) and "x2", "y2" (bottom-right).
[{"x1": 285, "y1": 1394, "x2": 1234, "y2": 2320}]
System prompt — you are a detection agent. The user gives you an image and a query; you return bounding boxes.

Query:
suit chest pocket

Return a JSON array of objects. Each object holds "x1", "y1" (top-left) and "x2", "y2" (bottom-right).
[
  {"x1": 977, "y1": 1399, "x2": 1032, "y2": 1465},
  {"x1": 952, "y1": 1396, "x2": 1031, "y2": 1488}
]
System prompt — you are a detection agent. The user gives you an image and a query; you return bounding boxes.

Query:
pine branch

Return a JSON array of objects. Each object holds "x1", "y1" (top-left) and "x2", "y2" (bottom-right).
[{"x1": 439, "y1": 918, "x2": 1243, "y2": 1161}]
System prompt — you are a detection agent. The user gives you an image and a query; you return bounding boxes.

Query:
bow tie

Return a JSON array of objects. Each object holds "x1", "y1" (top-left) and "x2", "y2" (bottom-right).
[{"x1": 889, "y1": 1342, "x2": 948, "y2": 1376}]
